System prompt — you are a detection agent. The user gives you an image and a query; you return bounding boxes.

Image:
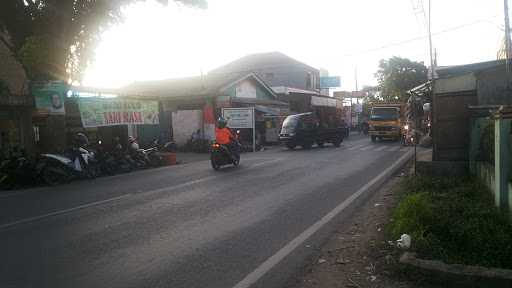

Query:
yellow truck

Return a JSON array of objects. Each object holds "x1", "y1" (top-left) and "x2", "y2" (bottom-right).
[{"x1": 368, "y1": 103, "x2": 404, "y2": 142}]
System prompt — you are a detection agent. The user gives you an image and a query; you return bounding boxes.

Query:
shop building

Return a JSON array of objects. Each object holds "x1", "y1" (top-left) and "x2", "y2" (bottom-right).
[{"x1": 121, "y1": 73, "x2": 289, "y2": 146}]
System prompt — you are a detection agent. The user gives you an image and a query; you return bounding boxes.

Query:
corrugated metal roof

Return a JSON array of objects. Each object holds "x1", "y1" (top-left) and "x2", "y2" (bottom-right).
[{"x1": 120, "y1": 72, "x2": 276, "y2": 100}]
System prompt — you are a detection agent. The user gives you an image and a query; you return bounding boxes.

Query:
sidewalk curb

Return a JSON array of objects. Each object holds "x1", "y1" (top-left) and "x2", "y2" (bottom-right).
[{"x1": 400, "y1": 252, "x2": 512, "y2": 287}]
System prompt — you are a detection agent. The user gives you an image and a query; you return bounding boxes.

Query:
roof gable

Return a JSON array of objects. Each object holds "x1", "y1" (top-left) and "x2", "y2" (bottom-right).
[
  {"x1": 209, "y1": 52, "x2": 318, "y2": 75},
  {"x1": 120, "y1": 73, "x2": 276, "y2": 100}
]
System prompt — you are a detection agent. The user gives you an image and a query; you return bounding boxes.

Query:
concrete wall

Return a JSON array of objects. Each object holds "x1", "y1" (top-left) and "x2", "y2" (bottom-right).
[
  {"x1": 171, "y1": 110, "x2": 202, "y2": 146},
  {"x1": 433, "y1": 90, "x2": 477, "y2": 161},
  {"x1": 435, "y1": 73, "x2": 476, "y2": 94},
  {"x1": 477, "y1": 65, "x2": 512, "y2": 105}
]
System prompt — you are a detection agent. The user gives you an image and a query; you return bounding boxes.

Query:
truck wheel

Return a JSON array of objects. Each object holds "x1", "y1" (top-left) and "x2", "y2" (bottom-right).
[
  {"x1": 302, "y1": 142, "x2": 313, "y2": 149},
  {"x1": 286, "y1": 143, "x2": 296, "y2": 150},
  {"x1": 371, "y1": 136, "x2": 376, "y2": 142}
]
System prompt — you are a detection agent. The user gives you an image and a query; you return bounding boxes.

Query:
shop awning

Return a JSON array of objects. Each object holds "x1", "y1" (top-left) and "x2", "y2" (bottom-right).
[{"x1": 254, "y1": 105, "x2": 281, "y2": 116}]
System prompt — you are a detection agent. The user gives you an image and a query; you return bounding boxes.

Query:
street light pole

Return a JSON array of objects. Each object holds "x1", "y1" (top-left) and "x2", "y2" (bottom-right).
[{"x1": 505, "y1": 0, "x2": 511, "y2": 71}]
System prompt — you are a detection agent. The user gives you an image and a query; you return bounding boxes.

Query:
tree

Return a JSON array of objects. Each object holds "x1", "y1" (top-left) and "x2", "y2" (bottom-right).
[
  {"x1": 375, "y1": 56, "x2": 428, "y2": 103},
  {"x1": 0, "y1": 0, "x2": 207, "y2": 82}
]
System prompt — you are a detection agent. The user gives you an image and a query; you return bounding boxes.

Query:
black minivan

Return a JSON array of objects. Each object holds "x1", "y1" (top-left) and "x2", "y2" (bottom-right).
[{"x1": 279, "y1": 112, "x2": 348, "y2": 149}]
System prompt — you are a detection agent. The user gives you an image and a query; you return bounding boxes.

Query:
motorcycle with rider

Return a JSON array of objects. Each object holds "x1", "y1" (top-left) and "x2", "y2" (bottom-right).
[{"x1": 210, "y1": 117, "x2": 241, "y2": 170}]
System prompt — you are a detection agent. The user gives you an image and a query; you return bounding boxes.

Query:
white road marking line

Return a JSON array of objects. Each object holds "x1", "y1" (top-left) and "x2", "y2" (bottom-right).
[
  {"x1": 232, "y1": 150, "x2": 413, "y2": 288},
  {"x1": 0, "y1": 194, "x2": 131, "y2": 231},
  {"x1": 0, "y1": 158, "x2": 283, "y2": 231},
  {"x1": 374, "y1": 146, "x2": 389, "y2": 152},
  {"x1": 0, "y1": 191, "x2": 29, "y2": 199},
  {"x1": 359, "y1": 145, "x2": 374, "y2": 151},
  {"x1": 348, "y1": 144, "x2": 367, "y2": 150},
  {"x1": 387, "y1": 146, "x2": 401, "y2": 152},
  {"x1": 249, "y1": 158, "x2": 282, "y2": 168}
]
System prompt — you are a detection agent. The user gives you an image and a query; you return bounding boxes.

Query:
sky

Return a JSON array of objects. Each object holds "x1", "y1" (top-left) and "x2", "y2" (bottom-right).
[{"x1": 82, "y1": 0, "x2": 506, "y2": 92}]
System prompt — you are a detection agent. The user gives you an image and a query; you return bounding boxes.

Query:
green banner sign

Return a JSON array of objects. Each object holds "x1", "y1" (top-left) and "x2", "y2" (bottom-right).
[
  {"x1": 32, "y1": 81, "x2": 68, "y2": 115},
  {"x1": 78, "y1": 98, "x2": 159, "y2": 128}
]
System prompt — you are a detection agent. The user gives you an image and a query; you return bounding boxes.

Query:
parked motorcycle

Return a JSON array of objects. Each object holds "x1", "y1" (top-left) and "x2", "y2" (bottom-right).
[
  {"x1": 38, "y1": 146, "x2": 98, "y2": 185},
  {"x1": 94, "y1": 140, "x2": 119, "y2": 176},
  {"x1": 0, "y1": 151, "x2": 40, "y2": 189},
  {"x1": 141, "y1": 147, "x2": 165, "y2": 167}
]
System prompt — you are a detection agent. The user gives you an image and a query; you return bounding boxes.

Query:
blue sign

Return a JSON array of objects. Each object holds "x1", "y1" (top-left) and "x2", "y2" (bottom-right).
[{"x1": 320, "y1": 76, "x2": 341, "y2": 88}]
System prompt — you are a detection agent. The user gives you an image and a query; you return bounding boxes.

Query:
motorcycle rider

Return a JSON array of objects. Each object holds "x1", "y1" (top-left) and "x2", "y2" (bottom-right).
[{"x1": 215, "y1": 117, "x2": 238, "y2": 159}]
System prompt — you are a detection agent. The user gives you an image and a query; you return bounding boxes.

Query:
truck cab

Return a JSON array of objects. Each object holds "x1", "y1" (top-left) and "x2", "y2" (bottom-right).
[
  {"x1": 369, "y1": 104, "x2": 402, "y2": 142},
  {"x1": 279, "y1": 112, "x2": 347, "y2": 149}
]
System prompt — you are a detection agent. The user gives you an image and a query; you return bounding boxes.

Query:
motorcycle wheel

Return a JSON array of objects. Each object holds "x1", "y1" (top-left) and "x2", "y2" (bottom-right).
[
  {"x1": 85, "y1": 165, "x2": 99, "y2": 179},
  {"x1": 232, "y1": 154, "x2": 240, "y2": 167},
  {"x1": 0, "y1": 173, "x2": 13, "y2": 190},
  {"x1": 42, "y1": 166, "x2": 69, "y2": 186},
  {"x1": 211, "y1": 158, "x2": 221, "y2": 170}
]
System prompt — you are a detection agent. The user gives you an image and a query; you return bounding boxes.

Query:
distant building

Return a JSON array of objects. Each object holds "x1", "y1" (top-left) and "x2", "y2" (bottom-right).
[
  {"x1": 210, "y1": 51, "x2": 320, "y2": 93},
  {"x1": 319, "y1": 68, "x2": 329, "y2": 96},
  {"x1": 121, "y1": 72, "x2": 289, "y2": 145},
  {"x1": 210, "y1": 52, "x2": 335, "y2": 115}
]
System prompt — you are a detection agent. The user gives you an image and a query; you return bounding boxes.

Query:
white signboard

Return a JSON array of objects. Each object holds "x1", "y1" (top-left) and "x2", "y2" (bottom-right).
[
  {"x1": 311, "y1": 96, "x2": 337, "y2": 107},
  {"x1": 222, "y1": 107, "x2": 254, "y2": 129}
]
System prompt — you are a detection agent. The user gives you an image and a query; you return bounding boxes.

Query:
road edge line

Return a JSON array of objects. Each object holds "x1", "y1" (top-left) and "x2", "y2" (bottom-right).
[
  {"x1": 0, "y1": 158, "x2": 283, "y2": 232},
  {"x1": 0, "y1": 194, "x2": 131, "y2": 232},
  {"x1": 232, "y1": 150, "x2": 413, "y2": 288}
]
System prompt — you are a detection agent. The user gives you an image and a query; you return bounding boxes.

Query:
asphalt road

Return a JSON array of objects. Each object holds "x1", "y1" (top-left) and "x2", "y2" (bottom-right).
[{"x1": 0, "y1": 135, "x2": 410, "y2": 288}]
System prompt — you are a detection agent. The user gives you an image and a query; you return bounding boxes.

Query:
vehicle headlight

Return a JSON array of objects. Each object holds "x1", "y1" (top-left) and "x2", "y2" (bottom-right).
[
  {"x1": 289, "y1": 132, "x2": 295, "y2": 136},
  {"x1": 404, "y1": 125, "x2": 409, "y2": 130}
]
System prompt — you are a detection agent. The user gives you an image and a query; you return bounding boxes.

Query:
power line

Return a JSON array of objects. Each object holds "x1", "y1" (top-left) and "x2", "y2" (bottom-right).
[
  {"x1": 340, "y1": 14, "x2": 500, "y2": 58},
  {"x1": 137, "y1": 15, "x2": 502, "y2": 81},
  {"x1": 206, "y1": 16, "x2": 501, "y2": 78}
]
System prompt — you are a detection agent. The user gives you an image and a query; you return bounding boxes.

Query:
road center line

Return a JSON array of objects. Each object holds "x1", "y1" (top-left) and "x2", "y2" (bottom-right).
[
  {"x1": 375, "y1": 145, "x2": 389, "y2": 151},
  {"x1": 348, "y1": 144, "x2": 367, "y2": 150},
  {"x1": 0, "y1": 158, "x2": 283, "y2": 232},
  {"x1": 0, "y1": 194, "x2": 131, "y2": 231},
  {"x1": 359, "y1": 145, "x2": 374, "y2": 151},
  {"x1": 231, "y1": 151, "x2": 413, "y2": 288}
]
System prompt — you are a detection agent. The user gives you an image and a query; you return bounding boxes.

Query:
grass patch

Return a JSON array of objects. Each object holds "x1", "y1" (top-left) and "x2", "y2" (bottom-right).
[{"x1": 387, "y1": 176, "x2": 512, "y2": 269}]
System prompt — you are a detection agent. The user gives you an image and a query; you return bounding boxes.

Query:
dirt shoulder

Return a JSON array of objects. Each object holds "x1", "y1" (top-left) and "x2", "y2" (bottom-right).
[{"x1": 288, "y1": 165, "x2": 433, "y2": 288}]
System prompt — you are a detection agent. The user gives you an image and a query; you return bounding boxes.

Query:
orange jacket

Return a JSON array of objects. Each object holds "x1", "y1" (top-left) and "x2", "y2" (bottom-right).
[{"x1": 215, "y1": 127, "x2": 235, "y2": 144}]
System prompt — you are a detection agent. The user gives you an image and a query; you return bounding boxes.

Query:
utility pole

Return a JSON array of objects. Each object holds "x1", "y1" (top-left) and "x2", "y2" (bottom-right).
[
  {"x1": 504, "y1": 0, "x2": 511, "y2": 71},
  {"x1": 428, "y1": 0, "x2": 435, "y2": 81},
  {"x1": 426, "y1": 0, "x2": 435, "y2": 164},
  {"x1": 354, "y1": 67, "x2": 359, "y2": 92}
]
